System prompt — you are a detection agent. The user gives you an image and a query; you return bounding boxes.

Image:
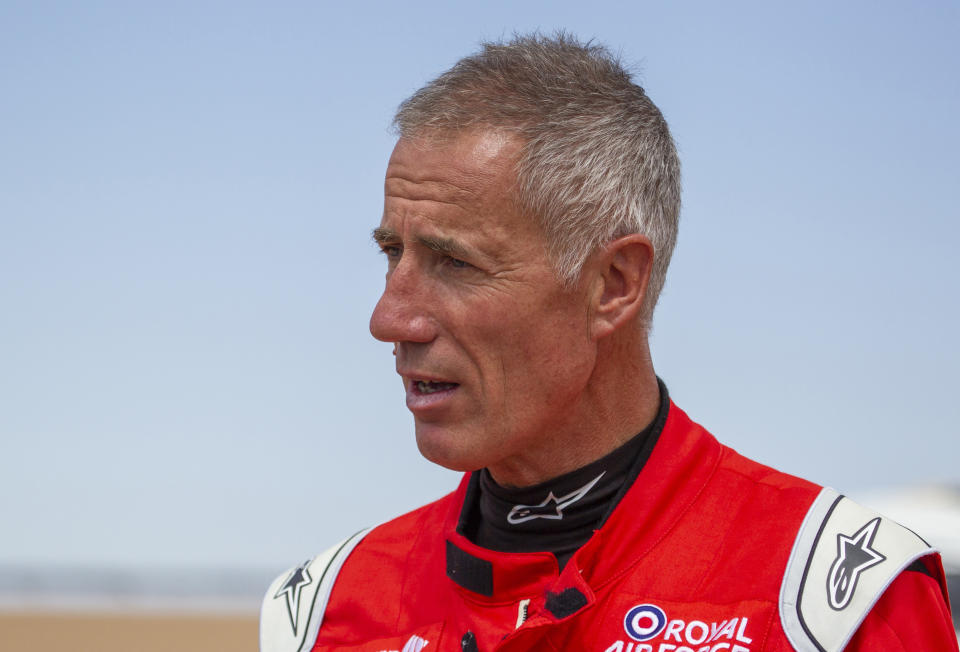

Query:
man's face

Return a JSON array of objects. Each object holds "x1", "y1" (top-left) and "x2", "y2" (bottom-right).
[{"x1": 369, "y1": 132, "x2": 598, "y2": 482}]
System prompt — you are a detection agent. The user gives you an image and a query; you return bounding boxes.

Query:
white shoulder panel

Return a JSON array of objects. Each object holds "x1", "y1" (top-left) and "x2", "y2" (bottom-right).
[
  {"x1": 260, "y1": 528, "x2": 371, "y2": 652},
  {"x1": 779, "y1": 487, "x2": 936, "y2": 652}
]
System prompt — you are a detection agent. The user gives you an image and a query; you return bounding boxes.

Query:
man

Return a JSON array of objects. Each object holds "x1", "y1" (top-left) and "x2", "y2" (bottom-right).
[{"x1": 262, "y1": 35, "x2": 956, "y2": 651}]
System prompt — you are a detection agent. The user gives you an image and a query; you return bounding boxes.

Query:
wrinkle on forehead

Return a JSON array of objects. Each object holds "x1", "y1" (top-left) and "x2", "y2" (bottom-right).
[
  {"x1": 385, "y1": 131, "x2": 521, "y2": 205},
  {"x1": 384, "y1": 176, "x2": 479, "y2": 208}
]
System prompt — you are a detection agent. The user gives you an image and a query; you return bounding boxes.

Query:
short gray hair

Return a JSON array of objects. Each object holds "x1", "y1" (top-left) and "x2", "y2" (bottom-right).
[{"x1": 393, "y1": 33, "x2": 681, "y2": 324}]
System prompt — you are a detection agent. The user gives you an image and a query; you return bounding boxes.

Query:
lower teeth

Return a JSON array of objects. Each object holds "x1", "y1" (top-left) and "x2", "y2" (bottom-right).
[{"x1": 418, "y1": 381, "x2": 451, "y2": 394}]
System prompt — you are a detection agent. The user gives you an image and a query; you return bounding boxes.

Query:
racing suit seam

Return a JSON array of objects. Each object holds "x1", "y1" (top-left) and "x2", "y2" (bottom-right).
[
  {"x1": 395, "y1": 504, "x2": 438, "y2": 634},
  {"x1": 689, "y1": 455, "x2": 772, "y2": 597},
  {"x1": 756, "y1": 601, "x2": 777, "y2": 652},
  {"x1": 453, "y1": 588, "x2": 541, "y2": 609},
  {"x1": 689, "y1": 453, "x2": 740, "y2": 596},
  {"x1": 871, "y1": 608, "x2": 908, "y2": 651},
  {"x1": 594, "y1": 443, "x2": 725, "y2": 592},
  {"x1": 719, "y1": 464, "x2": 806, "y2": 490},
  {"x1": 539, "y1": 631, "x2": 564, "y2": 651}
]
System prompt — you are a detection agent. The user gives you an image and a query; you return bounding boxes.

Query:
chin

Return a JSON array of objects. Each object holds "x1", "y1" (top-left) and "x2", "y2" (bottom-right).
[{"x1": 414, "y1": 423, "x2": 485, "y2": 473}]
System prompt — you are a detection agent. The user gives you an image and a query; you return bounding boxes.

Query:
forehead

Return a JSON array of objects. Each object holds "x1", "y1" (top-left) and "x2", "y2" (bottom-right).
[
  {"x1": 381, "y1": 132, "x2": 544, "y2": 253},
  {"x1": 385, "y1": 131, "x2": 517, "y2": 200}
]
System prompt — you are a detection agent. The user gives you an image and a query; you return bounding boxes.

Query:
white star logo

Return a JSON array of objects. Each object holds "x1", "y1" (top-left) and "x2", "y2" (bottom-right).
[
  {"x1": 827, "y1": 517, "x2": 886, "y2": 610},
  {"x1": 507, "y1": 472, "x2": 605, "y2": 524},
  {"x1": 274, "y1": 560, "x2": 313, "y2": 634}
]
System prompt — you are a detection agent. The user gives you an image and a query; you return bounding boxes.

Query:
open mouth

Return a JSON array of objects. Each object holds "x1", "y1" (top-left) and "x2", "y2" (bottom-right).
[{"x1": 414, "y1": 379, "x2": 459, "y2": 394}]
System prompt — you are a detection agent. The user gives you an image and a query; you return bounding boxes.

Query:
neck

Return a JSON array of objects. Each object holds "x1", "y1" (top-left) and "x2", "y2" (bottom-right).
[{"x1": 487, "y1": 337, "x2": 660, "y2": 488}]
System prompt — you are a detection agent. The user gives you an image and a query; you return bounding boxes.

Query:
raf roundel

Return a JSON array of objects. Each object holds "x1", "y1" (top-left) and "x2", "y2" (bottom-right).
[{"x1": 623, "y1": 604, "x2": 668, "y2": 642}]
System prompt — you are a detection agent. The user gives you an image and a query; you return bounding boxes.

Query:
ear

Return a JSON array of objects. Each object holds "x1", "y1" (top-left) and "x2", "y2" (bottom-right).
[{"x1": 589, "y1": 234, "x2": 653, "y2": 340}]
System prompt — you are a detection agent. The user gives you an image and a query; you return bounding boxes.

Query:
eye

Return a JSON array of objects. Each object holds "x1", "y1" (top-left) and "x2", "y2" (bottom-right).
[
  {"x1": 379, "y1": 244, "x2": 402, "y2": 258},
  {"x1": 448, "y1": 257, "x2": 469, "y2": 269}
]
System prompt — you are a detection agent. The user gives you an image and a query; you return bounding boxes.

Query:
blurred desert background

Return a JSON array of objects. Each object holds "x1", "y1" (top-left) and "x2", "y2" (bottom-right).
[
  {"x1": 0, "y1": 613, "x2": 256, "y2": 652},
  {"x1": 0, "y1": 566, "x2": 262, "y2": 651}
]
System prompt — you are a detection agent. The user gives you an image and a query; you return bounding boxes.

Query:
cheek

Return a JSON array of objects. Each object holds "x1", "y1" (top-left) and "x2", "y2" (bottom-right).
[
  {"x1": 456, "y1": 287, "x2": 592, "y2": 394},
  {"x1": 494, "y1": 318, "x2": 594, "y2": 400}
]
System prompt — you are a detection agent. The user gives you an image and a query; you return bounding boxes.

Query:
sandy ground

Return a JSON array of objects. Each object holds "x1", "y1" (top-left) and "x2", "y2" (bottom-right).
[{"x1": 0, "y1": 610, "x2": 258, "y2": 652}]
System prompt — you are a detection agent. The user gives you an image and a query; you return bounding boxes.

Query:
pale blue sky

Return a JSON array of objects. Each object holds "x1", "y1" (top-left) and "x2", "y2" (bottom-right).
[{"x1": 1, "y1": 1, "x2": 957, "y2": 572}]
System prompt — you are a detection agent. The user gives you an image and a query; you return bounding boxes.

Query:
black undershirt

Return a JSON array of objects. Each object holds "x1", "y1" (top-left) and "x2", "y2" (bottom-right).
[{"x1": 464, "y1": 380, "x2": 669, "y2": 569}]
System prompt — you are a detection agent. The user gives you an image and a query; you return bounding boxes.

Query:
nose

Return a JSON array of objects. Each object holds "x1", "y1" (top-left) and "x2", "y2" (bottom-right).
[{"x1": 369, "y1": 260, "x2": 436, "y2": 345}]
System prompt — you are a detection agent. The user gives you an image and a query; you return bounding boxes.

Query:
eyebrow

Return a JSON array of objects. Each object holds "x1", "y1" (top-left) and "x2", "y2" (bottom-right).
[
  {"x1": 417, "y1": 234, "x2": 472, "y2": 260},
  {"x1": 372, "y1": 227, "x2": 473, "y2": 260},
  {"x1": 372, "y1": 227, "x2": 399, "y2": 245}
]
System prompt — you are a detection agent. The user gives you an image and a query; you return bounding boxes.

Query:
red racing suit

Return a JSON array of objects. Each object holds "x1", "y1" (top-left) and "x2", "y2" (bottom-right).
[{"x1": 261, "y1": 401, "x2": 957, "y2": 651}]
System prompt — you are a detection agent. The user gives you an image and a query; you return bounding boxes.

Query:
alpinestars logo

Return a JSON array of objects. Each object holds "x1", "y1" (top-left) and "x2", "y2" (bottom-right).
[
  {"x1": 274, "y1": 560, "x2": 313, "y2": 635},
  {"x1": 827, "y1": 517, "x2": 886, "y2": 610},
  {"x1": 507, "y1": 472, "x2": 605, "y2": 524}
]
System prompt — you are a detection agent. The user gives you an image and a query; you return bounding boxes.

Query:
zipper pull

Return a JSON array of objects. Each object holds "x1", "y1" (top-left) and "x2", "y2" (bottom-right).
[
  {"x1": 461, "y1": 630, "x2": 479, "y2": 652},
  {"x1": 515, "y1": 598, "x2": 531, "y2": 629}
]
